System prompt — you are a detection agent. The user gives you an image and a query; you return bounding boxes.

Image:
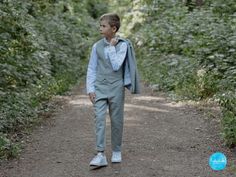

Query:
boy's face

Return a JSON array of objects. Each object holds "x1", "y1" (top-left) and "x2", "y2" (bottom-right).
[{"x1": 99, "y1": 20, "x2": 116, "y2": 39}]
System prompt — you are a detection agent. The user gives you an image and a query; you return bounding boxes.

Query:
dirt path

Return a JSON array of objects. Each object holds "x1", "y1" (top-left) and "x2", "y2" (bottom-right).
[{"x1": 0, "y1": 83, "x2": 235, "y2": 177}]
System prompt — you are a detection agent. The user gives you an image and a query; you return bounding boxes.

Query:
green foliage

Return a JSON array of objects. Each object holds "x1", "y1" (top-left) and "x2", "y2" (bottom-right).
[
  {"x1": 85, "y1": 0, "x2": 108, "y2": 19},
  {"x1": 0, "y1": 0, "x2": 104, "y2": 159},
  {"x1": 219, "y1": 91, "x2": 236, "y2": 147},
  {"x1": 119, "y1": 0, "x2": 236, "y2": 146},
  {"x1": 0, "y1": 133, "x2": 20, "y2": 159},
  {"x1": 205, "y1": 0, "x2": 236, "y2": 16}
]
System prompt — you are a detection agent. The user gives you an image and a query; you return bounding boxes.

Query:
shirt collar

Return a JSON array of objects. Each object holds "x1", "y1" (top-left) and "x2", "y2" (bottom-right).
[
  {"x1": 103, "y1": 37, "x2": 121, "y2": 46},
  {"x1": 103, "y1": 38, "x2": 110, "y2": 46}
]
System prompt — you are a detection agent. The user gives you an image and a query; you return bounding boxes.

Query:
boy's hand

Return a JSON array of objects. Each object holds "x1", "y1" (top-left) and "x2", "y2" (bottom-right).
[
  {"x1": 89, "y1": 92, "x2": 96, "y2": 104},
  {"x1": 110, "y1": 37, "x2": 118, "y2": 46}
]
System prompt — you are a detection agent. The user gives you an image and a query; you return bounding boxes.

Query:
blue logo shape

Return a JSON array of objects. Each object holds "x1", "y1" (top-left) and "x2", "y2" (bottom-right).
[{"x1": 209, "y1": 152, "x2": 227, "y2": 171}]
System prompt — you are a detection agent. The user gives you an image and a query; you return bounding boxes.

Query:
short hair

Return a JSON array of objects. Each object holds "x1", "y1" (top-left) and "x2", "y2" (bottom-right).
[{"x1": 99, "y1": 13, "x2": 120, "y2": 32}]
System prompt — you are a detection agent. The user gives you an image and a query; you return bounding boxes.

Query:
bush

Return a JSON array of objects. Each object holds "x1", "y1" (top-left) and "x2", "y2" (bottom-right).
[
  {"x1": 0, "y1": 133, "x2": 20, "y2": 159},
  {"x1": 219, "y1": 91, "x2": 236, "y2": 147},
  {"x1": 122, "y1": 0, "x2": 236, "y2": 146},
  {"x1": 0, "y1": 0, "x2": 104, "y2": 159}
]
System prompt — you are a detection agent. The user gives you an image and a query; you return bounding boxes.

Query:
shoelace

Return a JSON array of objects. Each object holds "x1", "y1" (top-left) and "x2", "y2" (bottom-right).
[
  {"x1": 112, "y1": 152, "x2": 121, "y2": 158},
  {"x1": 93, "y1": 153, "x2": 103, "y2": 161}
]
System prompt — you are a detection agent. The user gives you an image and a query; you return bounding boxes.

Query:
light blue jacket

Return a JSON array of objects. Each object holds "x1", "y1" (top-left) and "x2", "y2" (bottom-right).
[{"x1": 119, "y1": 38, "x2": 141, "y2": 94}]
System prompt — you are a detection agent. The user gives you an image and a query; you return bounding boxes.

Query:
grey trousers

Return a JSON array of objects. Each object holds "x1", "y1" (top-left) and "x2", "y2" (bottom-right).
[{"x1": 94, "y1": 79, "x2": 125, "y2": 152}]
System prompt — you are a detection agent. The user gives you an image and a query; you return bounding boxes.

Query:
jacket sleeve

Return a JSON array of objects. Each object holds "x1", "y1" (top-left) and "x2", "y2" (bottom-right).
[{"x1": 125, "y1": 39, "x2": 141, "y2": 94}]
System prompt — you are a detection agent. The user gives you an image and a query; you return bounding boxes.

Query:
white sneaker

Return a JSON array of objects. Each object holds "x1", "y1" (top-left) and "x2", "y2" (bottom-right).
[
  {"x1": 111, "y1": 151, "x2": 122, "y2": 163},
  {"x1": 89, "y1": 152, "x2": 108, "y2": 166}
]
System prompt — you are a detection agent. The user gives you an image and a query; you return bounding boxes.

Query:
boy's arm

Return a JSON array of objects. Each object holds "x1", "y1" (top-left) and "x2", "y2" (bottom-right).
[
  {"x1": 86, "y1": 44, "x2": 97, "y2": 95},
  {"x1": 106, "y1": 41, "x2": 128, "y2": 71}
]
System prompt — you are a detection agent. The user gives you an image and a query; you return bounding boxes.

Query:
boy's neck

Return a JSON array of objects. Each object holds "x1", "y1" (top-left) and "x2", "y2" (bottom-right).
[{"x1": 105, "y1": 35, "x2": 116, "y2": 43}]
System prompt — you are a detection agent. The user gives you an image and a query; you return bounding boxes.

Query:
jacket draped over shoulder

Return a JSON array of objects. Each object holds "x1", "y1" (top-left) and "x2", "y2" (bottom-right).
[{"x1": 119, "y1": 38, "x2": 141, "y2": 94}]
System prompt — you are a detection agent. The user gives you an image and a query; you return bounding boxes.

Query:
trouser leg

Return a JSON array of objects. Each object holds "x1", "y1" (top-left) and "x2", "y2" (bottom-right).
[
  {"x1": 94, "y1": 99, "x2": 108, "y2": 151},
  {"x1": 109, "y1": 89, "x2": 125, "y2": 152}
]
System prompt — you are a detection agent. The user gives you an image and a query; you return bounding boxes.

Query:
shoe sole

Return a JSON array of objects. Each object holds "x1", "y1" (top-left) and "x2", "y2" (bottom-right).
[
  {"x1": 111, "y1": 159, "x2": 122, "y2": 163},
  {"x1": 89, "y1": 164, "x2": 107, "y2": 170},
  {"x1": 89, "y1": 161, "x2": 108, "y2": 167},
  {"x1": 89, "y1": 162, "x2": 108, "y2": 166}
]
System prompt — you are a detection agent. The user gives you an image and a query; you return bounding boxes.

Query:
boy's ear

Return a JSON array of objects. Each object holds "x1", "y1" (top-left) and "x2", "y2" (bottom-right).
[{"x1": 112, "y1": 26, "x2": 117, "y2": 32}]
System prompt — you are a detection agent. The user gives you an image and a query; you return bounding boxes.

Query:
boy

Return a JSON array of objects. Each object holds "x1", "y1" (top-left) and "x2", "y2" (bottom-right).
[{"x1": 86, "y1": 13, "x2": 140, "y2": 167}]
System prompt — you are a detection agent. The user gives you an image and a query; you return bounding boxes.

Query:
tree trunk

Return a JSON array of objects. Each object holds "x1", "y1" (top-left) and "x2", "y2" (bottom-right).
[
  {"x1": 186, "y1": 0, "x2": 204, "y2": 11},
  {"x1": 196, "y1": 0, "x2": 204, "y2": 7},
  {"x1": 186, "y1": 0, "x2": 194, "y2": 11}
]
